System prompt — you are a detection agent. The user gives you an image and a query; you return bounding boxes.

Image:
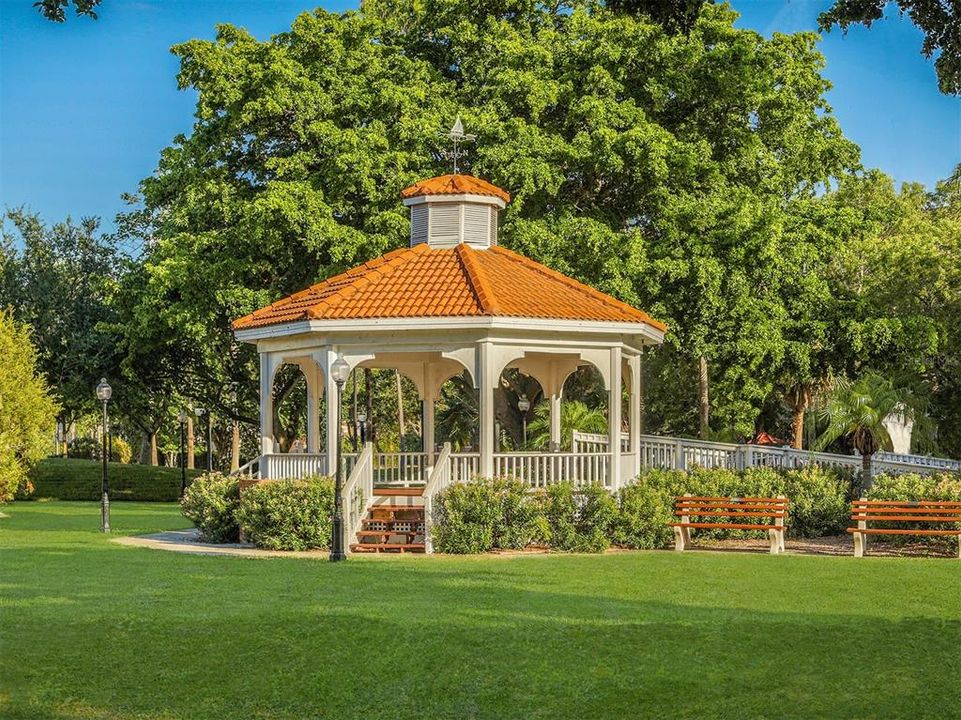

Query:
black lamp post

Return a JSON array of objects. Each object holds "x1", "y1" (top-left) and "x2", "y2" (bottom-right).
[
  {"x1": 329, "y1": 354, "x2": 350, "y2": 562},
  {"x1": 518, "y1": 394, "x2": 531, "y2": 449},
  {"x1": 96, "y1": 378, "x2": 112, "y2": 532},
  {"x1": 178, "y1": 410, "x2": 188, "y2": 497}
]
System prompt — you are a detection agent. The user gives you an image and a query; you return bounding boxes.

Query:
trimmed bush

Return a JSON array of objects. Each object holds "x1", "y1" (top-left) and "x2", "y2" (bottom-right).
[
  {"x1": 67, "y1": 436, "x2": 133, "y2": 464},
  {"x1": 432, "y1": 477, "x2": 540, "y2": 554},
  {"x1": 181, "y1": 473, "x2": 241, "y2": 543},
  {"x1": 236, "y1": 476, "x2": 334, "y2": 551},
  {"x1": 612, "y1": 481, "x2": 675, "y2": 549},
  {"x1": 30, "y1": 458, "x2": 203, "y2": 501},
  {"x1": 538, "y1": 481, "x2": 617, "y2": 553}
]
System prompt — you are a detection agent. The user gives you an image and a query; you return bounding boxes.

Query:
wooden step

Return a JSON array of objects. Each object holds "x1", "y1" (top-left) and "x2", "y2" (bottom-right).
[{"x1": 373, "y1": 488, "x2": 424, "y2": 497}]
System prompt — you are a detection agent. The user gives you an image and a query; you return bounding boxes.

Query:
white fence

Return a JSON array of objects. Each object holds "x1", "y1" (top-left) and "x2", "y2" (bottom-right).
[
  {"x1": 630, "y1": 433, "x2": 953, "y2": 476},
  {"x1": 493, "y1": 452, "x2": 612, "y2": 488},
  {"x1": 342, "y1": 444, "x2": 374, "y2": 548}
]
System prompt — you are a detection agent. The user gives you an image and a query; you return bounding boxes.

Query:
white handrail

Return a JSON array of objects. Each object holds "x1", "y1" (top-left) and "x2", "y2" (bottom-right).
[
  {"x1": 343, "y1": 443, "x2": 374, "y2": 551},
  {"x1": 493, "y1": 451, "x2": 612, "y2": 487},
  {"x1": 422, "y1": 443, "x2": 453, "y2": 554},
  {"x1": 231, "y1": 457, "x2": 260, "y2": 479}
]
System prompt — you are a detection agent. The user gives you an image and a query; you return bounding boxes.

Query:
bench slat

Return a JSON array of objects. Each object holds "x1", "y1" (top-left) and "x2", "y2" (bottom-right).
[
  {"x1": 674, "y1": 510, "x2": 787, "y2": 519},
  {"x1": 850, "y1": 515, "x2": 961, "y2": 523},
  {"x1": 672, "y1": 522, "x2": 787, "y2": 531},
  {"x1": 847, "y1": 528, "x2": 961, "y2": 536},
  {"x1": 852, "y1": 500, "x2": 961, "y2": 507}
]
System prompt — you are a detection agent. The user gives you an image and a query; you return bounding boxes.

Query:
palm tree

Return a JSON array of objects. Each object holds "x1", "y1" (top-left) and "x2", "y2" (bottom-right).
[
  {"x1": 813, "y1": 372, "x2": 913, "y2": 488},
  {"x1": 435, "y1": 372, "x2": 478, "y2": 450},
  {"x1": 527, "y1": 400, "x2": 607, "y2": 451}
]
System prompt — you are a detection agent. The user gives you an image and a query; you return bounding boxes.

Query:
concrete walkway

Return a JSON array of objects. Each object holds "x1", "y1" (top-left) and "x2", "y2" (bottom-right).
[{"x1": 112, "y1": 529, "x2": 328, "y2": 559}]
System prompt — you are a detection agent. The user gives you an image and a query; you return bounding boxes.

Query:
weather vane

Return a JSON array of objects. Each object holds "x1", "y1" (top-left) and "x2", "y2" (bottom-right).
[{"x1": 438, "y1": 115, "x2": 476, "y2": 174}]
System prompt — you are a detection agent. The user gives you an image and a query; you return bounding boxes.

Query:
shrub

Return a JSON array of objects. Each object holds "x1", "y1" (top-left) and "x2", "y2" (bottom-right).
[
  {"x1": 432, "y1": 477, "x2": 539, "y2": 554},
  {"x1": 612, "y1": 481, "x2": 675, "y2": 549},
  {"x1": 538, "y1": 481, "x2": 616, "y2": 553},
  {"x1": 236, "y1": 476, "x2": 334, "y2": 551},
  {"x1": 30, "y1": 458, "x2": 203, "y2": 501},
  {"x1": 67, "y1": 436, "x2": 133, "y2": 464},
  {"x1": 181, "y1": 473, "x2": 241, "y2": 543},
  {"x1": 14, "y1": 476, "x2": 35, "y2": 500},
  {"x1": 779, "y1": 466, "x2": 852, "y2": 537}
]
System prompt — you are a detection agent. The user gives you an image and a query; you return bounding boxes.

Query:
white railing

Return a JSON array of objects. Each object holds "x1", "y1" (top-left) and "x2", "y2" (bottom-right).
[
  {"x1": 343, "y1": 443, "x2": 374, "y2": 551},
  {"x1": 371, "y1": 452, "x2": 429, "y2": 486},
  {"x1": 422, "y1": 443, "x2": 454, "y2": 554},
  {"x1": 450, "y1": 452, "x2": 480, "y2": 483},
  {"x1": 232, "y1": 457, "x2": 261, "y2": 479},
  {"x1": 572, "y1": 431, "x2": 630, "y2": 453},
  {"x1": 874, "y1": 451, "x2": 961, "y2": 471},
  {"x1": 257, "y1": 452, "x2": 329, "y2": 480},
  {"x1": 493, "y1": 452, "x2": 612, "y2": 488},
  {"x1": 630, "y1": 434, "x2": 955, "y2": 477}
]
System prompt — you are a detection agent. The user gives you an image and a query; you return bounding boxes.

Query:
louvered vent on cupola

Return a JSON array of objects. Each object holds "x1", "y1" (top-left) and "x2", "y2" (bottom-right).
[{"x1": 402, "y1": 174, "x2": 509, "y2": 249}]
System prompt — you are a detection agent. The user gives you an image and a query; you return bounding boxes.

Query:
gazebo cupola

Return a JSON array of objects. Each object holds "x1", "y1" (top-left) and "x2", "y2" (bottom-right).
[{"x1": 401, "y1": 174, "x2": 509, "y2": 249}]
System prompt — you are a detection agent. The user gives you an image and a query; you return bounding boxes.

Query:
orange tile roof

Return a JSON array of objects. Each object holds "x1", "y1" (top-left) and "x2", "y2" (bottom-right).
[
  {"x1": 400, "y1": 174, "x2": 510, "y2": 203},
  {"x1": 232, "y1": 243, "x2": 666, "y2": 331}
]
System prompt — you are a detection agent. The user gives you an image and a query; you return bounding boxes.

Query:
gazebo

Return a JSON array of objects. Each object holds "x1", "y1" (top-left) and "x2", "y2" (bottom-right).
[{"x1": 232, "y1": 172, "x2": 665, "y2": 548}]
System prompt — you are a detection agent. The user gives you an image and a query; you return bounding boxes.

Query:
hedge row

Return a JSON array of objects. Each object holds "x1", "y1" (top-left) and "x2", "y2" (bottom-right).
[
  {"x1": 29, "y1": 458, "x2": 204, "y2": 502},
  {"x1": 181, "y1": 473, "x2": 334, "y2": 550},
  {"x1": 432, "y1": 465, "x2": 857, "y2": 554}
]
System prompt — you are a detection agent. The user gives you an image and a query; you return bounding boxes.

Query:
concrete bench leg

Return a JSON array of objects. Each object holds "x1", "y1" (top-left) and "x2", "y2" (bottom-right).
[
  {"x1": 853, "y1": 531, "x2": 865, "y2": 558},
  {"x1": 674, "y1": 526, "x2": 689, "y2": 552},
  {"x1": 767, "y1": 530, "x2": 784, "y2": 555}
]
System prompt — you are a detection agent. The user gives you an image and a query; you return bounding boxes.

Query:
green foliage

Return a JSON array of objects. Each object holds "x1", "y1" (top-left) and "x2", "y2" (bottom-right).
[
  {"x1": 0, "y1": 312, "x2": 58, "y2": 503},
  {"x1": 30, "y1": 457, "x2": 202, "y2": 502},
  {"x1": 819, "y1": 0, "x2": 961, "y2": 95},
  {"x1": 66, "y1": 435, "x2": 133, "y2": 464},
  {"x1": 236, "y1": 477, "x2": 334, "y2": 551},
  {"x1": 538, "y1": 482, "x2": 617, "y2": 553},
  {"x1": 181, "y1": 472, "x2": 241, "y2": 543},
  {"x1": 432, "y1": 476, "x2": 540, "y2": 553},
  {"x1": 35, "y1": 0, "x2": 101, "y2": 22},
  {"x1": 611, "y1": 481, "x2": 676, "y2": 549},
  {"x1": 527, "y1": 400, "x2": 607, "y2": 450}
]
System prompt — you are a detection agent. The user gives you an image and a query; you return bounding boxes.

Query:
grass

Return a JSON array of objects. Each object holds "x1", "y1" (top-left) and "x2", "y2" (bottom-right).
[
  {"x1": 1, "y1": 502, "x2": 960, "y2": 719},
  {"x1": 30, "y1": 458, "x2": 204, "y2": 501}
]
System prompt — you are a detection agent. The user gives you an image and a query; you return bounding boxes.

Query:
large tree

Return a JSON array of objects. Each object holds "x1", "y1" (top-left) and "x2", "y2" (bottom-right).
[
  {"x1": 123, "y1": 1, "x2": 860, "y2": 442},
  {"x1": 1, "y1": 211, "x2": 122, "y2": 439}
]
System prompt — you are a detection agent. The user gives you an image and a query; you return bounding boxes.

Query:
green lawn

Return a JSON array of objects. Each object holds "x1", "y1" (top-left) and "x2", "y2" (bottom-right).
[{"x1": 1, "y1": 502, "x2": 959, "y2": 719}]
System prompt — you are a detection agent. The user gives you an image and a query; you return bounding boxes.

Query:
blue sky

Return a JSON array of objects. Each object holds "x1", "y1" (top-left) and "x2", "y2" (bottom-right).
[{"x1": 1, "y1": 0, "x2": 958, "y2": 231}]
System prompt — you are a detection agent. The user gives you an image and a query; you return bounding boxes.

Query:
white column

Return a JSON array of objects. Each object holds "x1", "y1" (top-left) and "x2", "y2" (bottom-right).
[
  {"x1": 549, "y1": 390, "x2": 562, "y2": 451},
  {"x1": 609, "y1": 346, "x2": 622, "y2": 489},
  {"x1": 478, "y1": 341, "x2": 495, "y2": 477},
  {"x1": 629, "y1": 354, "x2": 641, "y2": 477},
  {"x1": 423, "y1": 388, "x2": 435, "y2": 459},
  {"x1": 259, "y1": 351, "x2": 278, "y2": 456},
  {"x1": 302, "y1": 360, "x2": 323, "y2": 454}
]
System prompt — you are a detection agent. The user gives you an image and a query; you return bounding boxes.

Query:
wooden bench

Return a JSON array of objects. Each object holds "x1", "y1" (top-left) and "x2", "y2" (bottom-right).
[
  {"x1": 848, "y1": 499, "x2": 961, "y2": 558},
  {"x1": 671, "y1": 495, "x2": 788, "y2": 554}
]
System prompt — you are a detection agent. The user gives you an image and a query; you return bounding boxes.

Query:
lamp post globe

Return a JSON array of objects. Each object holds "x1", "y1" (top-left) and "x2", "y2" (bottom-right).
[
  {"x1": 96, "y1": 379, "x2": 112, "y2": 532},
  {"x1": 517, "y1": 394, "x2": 530, "y2": 448},
  {"x1": 178, "y1": 409, "x2": 189, "y2": 497},
  {"x1": 330, "y1": 354, "x2": 350, "y2": 562}
]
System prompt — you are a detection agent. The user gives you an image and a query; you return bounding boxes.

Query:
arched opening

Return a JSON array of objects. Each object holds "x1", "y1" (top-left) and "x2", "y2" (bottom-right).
[{"x1": 270, "y1": 363, "x2": 308, "y2": 453}]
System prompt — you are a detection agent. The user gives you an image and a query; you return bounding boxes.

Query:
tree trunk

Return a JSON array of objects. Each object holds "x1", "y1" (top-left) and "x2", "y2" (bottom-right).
[
  {"x1": 861, "y1": 452, "x2": 873, "y2": 492},
  {"x1": 698, "y1": 355, "x2": 710, "y2": 439},
  {"x1": 790, "y1": 394, "x2": 808, "y2": 450},
  {"x1": 230, "y1": 420, "x2": 240, "y2": 472},
  {"x1": 149, "y1": 432, "x2": 158, "y2": 466},
  {"x1": 186, "y1": 415, "x2": 195, "y2": 469},
  {"x1": 350, "y1": 371, "x2": 358, "y2": 451},
  {"x1": 396, "y1": 370, "x2": 406, "y2": 449}
]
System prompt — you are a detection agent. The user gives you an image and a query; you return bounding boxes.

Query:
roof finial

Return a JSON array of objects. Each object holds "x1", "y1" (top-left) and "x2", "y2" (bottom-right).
[{"x1": 438, "y1": 115, "x2": 476, "y2": 174}]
